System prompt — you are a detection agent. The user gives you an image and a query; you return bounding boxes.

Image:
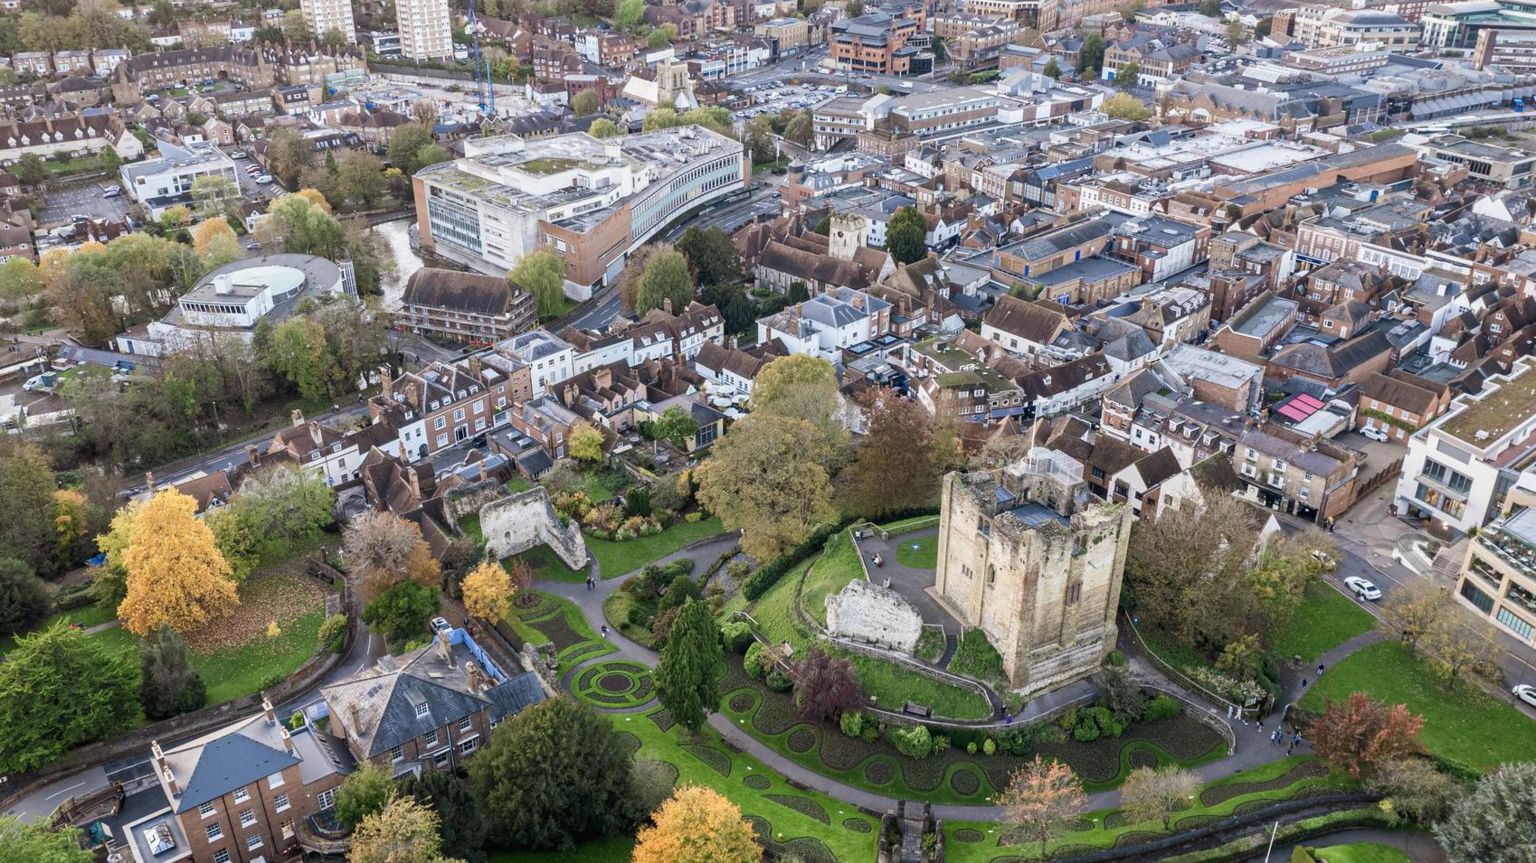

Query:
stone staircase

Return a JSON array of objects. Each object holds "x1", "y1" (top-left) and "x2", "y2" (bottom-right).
[
  {"x1": 1429, "y1": 538, "x2": 1466, "y2": 585},
  {"x1": 936, "y1": 632, "x2": 959, "y2": 670}
]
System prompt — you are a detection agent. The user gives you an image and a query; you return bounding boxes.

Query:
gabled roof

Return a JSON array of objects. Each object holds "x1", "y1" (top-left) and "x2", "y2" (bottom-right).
[
  {"x1": 403, "y1": 267, "x2": 522, "y2": 317},
  {"x1": 984, "y1": 295, "x2": 1070, "y2": 345},
  {"x1": 165, "y1": 714, "x2": 301, "y2": 813}
]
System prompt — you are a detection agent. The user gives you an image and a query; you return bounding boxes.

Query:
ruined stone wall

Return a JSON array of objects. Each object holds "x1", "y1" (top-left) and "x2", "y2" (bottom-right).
[
  {"x1": 825, "y1": 579, "x2": 923, "y2": 653},
  {"x1": 479, "y1": 487, "x2": 589, "y2": 571}
]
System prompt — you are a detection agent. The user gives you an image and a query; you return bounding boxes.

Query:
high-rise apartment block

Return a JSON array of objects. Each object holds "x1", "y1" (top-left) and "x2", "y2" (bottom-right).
[
  {"x1": 397, "y1": 0, "x2": 454, "y2": 61},
  {"x1": 300, "y1": 0, "x2": 357, "y2": 43}
]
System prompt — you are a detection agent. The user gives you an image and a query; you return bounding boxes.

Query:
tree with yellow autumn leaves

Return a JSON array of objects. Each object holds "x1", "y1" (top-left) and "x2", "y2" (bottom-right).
[
  {"x1": 633, "y1": 786, "x2": 760, "y2": 863},
  {"x1": 461, "y1": 561, "x2": 514, "y2": 623},
  {"x1": 118, "y1": 490, "x2": 239, "y2": 636}
]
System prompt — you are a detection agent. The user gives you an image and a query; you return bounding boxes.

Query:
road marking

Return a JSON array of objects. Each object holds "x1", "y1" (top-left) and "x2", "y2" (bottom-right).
[{"x1": 43, "y1": 781, "x2": 85, "y2": 801}]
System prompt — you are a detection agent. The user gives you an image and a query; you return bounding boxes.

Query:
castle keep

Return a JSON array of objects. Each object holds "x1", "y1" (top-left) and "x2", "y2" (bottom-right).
[{"x1": 935, "y1": 448, "x2": 1132, "y2": 692}]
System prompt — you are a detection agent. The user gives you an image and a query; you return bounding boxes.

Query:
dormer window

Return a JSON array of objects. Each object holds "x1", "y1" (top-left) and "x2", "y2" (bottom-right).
[{"x1": 415, "y1": 702, "x2": 429, "y2": 718}]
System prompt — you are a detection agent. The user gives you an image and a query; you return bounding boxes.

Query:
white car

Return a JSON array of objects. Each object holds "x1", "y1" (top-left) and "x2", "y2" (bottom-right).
[
  {"x1": 430, "y1": 616, "x2": 452, "y2": 634},
  {"x1": 255, "y1": 174, "x2": 274, "y2": 184},
  {"x1": 1514, "y1": 684, "x2": 1536, "y2": 709},
  {"x1": 22, "y1": 373, "x2": 54, "y2": 392},
  {"x1": 1344, "y1": 576, "x2": 1382, "y2": 601},
  {"x1": 1361, "y1": 425, "x2": 1390, "y2": 443}
]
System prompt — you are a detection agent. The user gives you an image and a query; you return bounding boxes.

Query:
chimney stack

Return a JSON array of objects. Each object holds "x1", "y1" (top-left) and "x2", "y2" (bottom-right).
[
  {"x1": 262, "y1": 693, "x2": 277, "y2": 726},
  {"x1": 279, "y1": 726, "x2": 295, "y2": 753},
  {"x1": 436, "y1": 628, "x2": 454, "y2": 666},
  {"x1": 407, "y1": 465, "x2": 422, "y2": 500},
  {"x1": 145, "y1": 471, "x2": 156, "y2": 492},
  {"x1": 309, "y1": 422, "x2": 323, "y2": 448},
  {"x1": 468, "y1": 355, "x2": 483, "y2": 378},
  {"x1": 379, "y1": 364, "x2": 394, "y2": 399},
  {"x1": 662, "y1": 296, "x2": 674, "y2": 315},
  {"x1": 477, "y1": 458, "x2": 489, "y2": 482},
  {"x1": 464, "y1": 659, "x2": 489, "y2": 692},
  {"x1": 291, "y1": 409, "x2": 305, "y2": 427},
  {"x1": 347, "y1": 702, "x2": 361, "y2": 732}
]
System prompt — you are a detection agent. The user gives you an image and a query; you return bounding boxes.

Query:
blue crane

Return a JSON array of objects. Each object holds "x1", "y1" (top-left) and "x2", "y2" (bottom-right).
[{"x1": 466, "y1": 0, "x2": 495, "y2": 118}]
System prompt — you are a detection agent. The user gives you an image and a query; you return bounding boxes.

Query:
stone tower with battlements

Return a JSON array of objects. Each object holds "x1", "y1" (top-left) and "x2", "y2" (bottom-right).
[{"x1": 934, "y1": 448, "x2": 1131, "y2": 693}]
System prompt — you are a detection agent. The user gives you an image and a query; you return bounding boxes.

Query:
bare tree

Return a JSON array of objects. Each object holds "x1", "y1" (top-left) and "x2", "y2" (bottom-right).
[
  {"x1": 998, "y1": 757, "x2": 1087, "y2": 858},
  {"x1": 1120, "y1": 765, "x2": 1200, "y2": 829},
  {"x1": 343, "y1": 511, "x2": 440, "y2": 599}
]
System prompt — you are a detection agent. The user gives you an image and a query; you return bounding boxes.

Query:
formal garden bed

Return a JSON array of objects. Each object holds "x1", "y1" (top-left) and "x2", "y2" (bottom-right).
[
  {"x1": 717, "y1": 654, "x2": 1227, "y2": 803},
  {"x1": 572, "y1": 660, "x2": 656, "y2": 710},
  {"x1": 1299, "y1": 639, "x2": 1536, "y2": 773},
  {"x1": 497, "y1": 589, "x2": 615, "y2": 667},
  {"x1": 942, "y1": 755, "x2": 1356, "y2": 862}
]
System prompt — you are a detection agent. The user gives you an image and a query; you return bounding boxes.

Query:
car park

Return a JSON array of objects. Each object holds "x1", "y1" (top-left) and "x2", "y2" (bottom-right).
[
  {"x1": 1515, "y1": 684, "x2": 1536, "y2": 708},
  {"x1": 1343, "y1": 576, "x2": 1382, "y2": 601},
  {"x1": 102, "y1": 188, "x2": 121, "y2": 199}
]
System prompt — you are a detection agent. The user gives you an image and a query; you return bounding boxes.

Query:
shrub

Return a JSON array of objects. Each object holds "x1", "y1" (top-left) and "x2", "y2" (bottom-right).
[
  {"x1": 288, "y1": 711, "x2": 306, "y2": 730},
  {"x1": 1106, "y1": 649, "x2": 1127, "y2": 667},
  {"x1": 685, "y1": 512, "x2": 702, "y2": 523},
  {"x1": 1073, "y1": 722, "x2": 1100, "y2": 742},
  {"x1": 721, "y1": 621, "x2": 754, "y2": 653},
  {"x1": 744, "y1": 642, "x2": 768, "y2": 679},
  {"x1": 966, "y1": 741, "x2": 977, "y2": 755},
  {"x1": 623, "y1": 487, "x2": 652, "y2": 518},
  {"x1": 1035, "y1": 725, "x2": 1067, "y2": 745},
  {"x1": 317, "y1": 613, "x2": 348, "y2": 654},
  {"x1": 1144, "y1": 694, "x2": 1183, "y2": 721},
  {"x1": 982, "y1": 737, "x2": 996, "y2": 756},
  {"x1": 1058, "y1": 707, "x2": 1079, "y2": 732},
  {"x1": 890, "y1": 725, "x2": 933, "y2": 759},
  {"x1": 860, "y1": 723, "x2": 880, "y2": 743},
  {"x1": 933, "y1": 735, "x2": 950, "y2": 754},
  {"x1": 626, "y1": 605, "x2": 648, "y2": 626},
  {"x1": 840, "y1": 710, "x2": 865, "y2": 738},
  {"x1": 766, "y1": 667, "x2": 793, "y2": 692}
]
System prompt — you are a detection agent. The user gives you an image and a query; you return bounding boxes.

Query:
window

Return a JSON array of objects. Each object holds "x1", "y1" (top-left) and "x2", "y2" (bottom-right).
[
  {"x1": 458, "y1": 716, "x2": 472, "y2": 732},
  {"x1": 267, "y1": 772, "x2": 285, "y2": 790},
  {"x1": 246, "y1": 834, "x2": 264, "y2": 851},
  {"x1": 273, "y1": 794, "x2": 290, "y2": 813},
  {"x1": 454, "y1": 408, "x2": 466, "y2": 422},
  {"x1": 281, "y1": 821, "x2": 295, "y2": 840},
  {"x1": 434, "y1": 416, "x2": 446, "y2": 430},
  {"x1": 199, "y1": 802, "x2": 216, "y2": 819},
  {"x1": 213, "y1": 851, "x2": 231, "y2": 863},
  {"x1": 233, "y1": 789, "x2": 250, "y2": 804},
  {"x1": 459, "y1": 738, "x2": 477, "y2": 755},
  {"x1": 1461, "y1": 580, "x2": 1495, "y2": 614},
  {"x1": 426, "y1": 730, "x2": 438, "y2": 746},
  {"x1": 239, "y1": 809, "x2": 256, "y2": 827},
  {"x1": 317, "y1": 788, "x2": 337, "y2": 810},
  {"x1": 1497, "y1": 606, "x2": 1534, "y2": 639},
  {"x1": 390, "y1": 745, "x2": 404, "y2": 761},
  {"x1": 1066, "y1": 581, "x2": 1082, "y2": 604},
  {"x1": 206, "y1": 824, "x2": 224, "y2": 842}
]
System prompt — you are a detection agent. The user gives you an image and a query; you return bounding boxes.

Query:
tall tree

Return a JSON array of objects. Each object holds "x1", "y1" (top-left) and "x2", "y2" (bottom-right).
[
  {"x1": 633, "y1": 786, "x2": 761, "y2": 863},
  {"x1": 1102, "y1": 92, "x2": 1150, "y2": 121},
  {"x1": 1419, "y1": 609, "x2": 1504, "y2": 683},
  {"x1": 1367, "y1": 758, "x2": 1458, "y2": 826},
  {"x1": 264, "y1": 316, "x2": 333, "y2": 402},
  {"x1": 636, "y1": 249, "x2": 694, "y2": 315},
  {"x1": 568, "y1": 421, "x2": 605, "y2": 462},
  {"x1": 791, "y1": 645, "x2": 863, "y2": 721},
  {"x1": 1114, "y1": 60, "x2": 1140, "y2": 90},
  {"x1": 0, "y1": 255, "x2": 42, "y2": 300},
  {"x1": 119, "y1": 490, "x2": 239, "y2": 636},
  {"x1": 646, "y1": 405, "x2": 699, "y2": 453},
  {"x1": 588, "y1": 118, "x2": 621, "y2": 139},
  {"x1": 264, "y1": 126, "x2": 314, "y2": 189},
  {"x1": 388, "y1": 123, "x2": 435, "y2": 174},
  {"x1": 461, "y1": 561, "x2": 514, "y2": 623},
  {"x1": 998, "y1": 757, "x2": 1088, "y2": 859},
  {"x1": 338, "y1": 151, "x2": 388, "y2": 209},
  {"x1": 0, "y1": 621, "x2": 138, "y2": 772},
  {"x1": 1308, "y1": 692, "x2": 1423, "y2": 779},
  {"x1": 1119, "y1": 765, "x2": 1199, "y2": 829},
  {"x1": 615, "y1": 0, "x2": 644, "y2": 29},
  {"x1": 337, "y1": 759, "x2": 394, "y2": 829},
  {"x1": 571, "y1": 89, "x2": 600, "y2": 116},
  {"x1": 0, "y1": 439, "x2": 60, "y2": 573},
  {"x1": 469, "y1": 699, "x2": 635, "y2": 850},
  {"x1": 1435, "y1": 762, "x2": 1536, "y2": 863},
  {"x1": 617, "y1": 243, "x2": 663, "y2": 313},
  {"x1": 1078, "y1": 33, "x2": 1105, "y2": 73},
  {"x1": 750, "y1": 354, "x2": 847, "y2": 464},
  {"x1": 1378, "y1": 580, "x2": 1446, "y2": 650},
  {"x1": 0, "y1": 817, "x2": 93, "y2": 863},
  {"x1": 0, "y1": 557, "x2": 52, "y2": 637},
  {"x1": 362, "y1": 581, "x2": 440, "y2": 648},
  {"x1": 840, "y1": 389, "x2": 937, "y2": 517},
  {"x1": 885, "y1": 206, "x2": 928, "y2": 264},
  {"x1": 282, "y1": 8, "x2": 310, "y2": 44},
  {"x1": 191, "y1": 218, "x2": 241, "y2": 269},
  {"x1": 349, "y1": 794, "x2": 465, "y2": 863},
  {"x1": 230, "y1": 463, "x2": 336, "y2": 557},
  {"x1": 745, "y1": 114, "x2": 776, "y2": 164},
  {"x1": 398, "y1": 769, "x2": 486, "y2": 863},
  {"x1": 1124, "y1": 495, "x2": 1263, "y2": 651},
  {"x1": 696, "y1": 414, "x2": 838, "y2": 560},
  {"x1": 190, "y1": 175, "x2": 240, "y2": 221},
  {"x1": 345, "y1": 511, "x2": 442, "y2": 599},
  {"x1": 675, "y1": 226, "x2": 741, "y2": 287},
  {"x1": 655, "y1": 599, "x2": 724, "y2": 734},
  {"x1": 784, "y1": 111, "x2": 812, "y2": 146},
  {"x1": 138, "y1": 625, "x2": 206, "y2": 720},
  {"x1": 13, "y1": 153, "x2": 46, "y2": 186},
  {"x1": 510, "y1": 249, "x2": 567, "y2": 318}
]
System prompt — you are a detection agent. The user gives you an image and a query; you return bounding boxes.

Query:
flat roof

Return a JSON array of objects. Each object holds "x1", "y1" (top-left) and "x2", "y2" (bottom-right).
[{"x1": 1439, "y1": 358, "x2": 1536, "y2": 446}]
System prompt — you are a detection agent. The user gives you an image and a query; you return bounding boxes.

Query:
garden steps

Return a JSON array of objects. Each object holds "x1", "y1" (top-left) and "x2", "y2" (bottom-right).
[{"x1": 936, "y1": 632, "x2": 959, "y2": 670}]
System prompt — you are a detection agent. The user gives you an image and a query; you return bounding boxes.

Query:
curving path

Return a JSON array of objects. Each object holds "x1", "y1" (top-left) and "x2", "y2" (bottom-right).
[{"x1": 541, "y1": 535, "x2": 1380, "y2": 823}]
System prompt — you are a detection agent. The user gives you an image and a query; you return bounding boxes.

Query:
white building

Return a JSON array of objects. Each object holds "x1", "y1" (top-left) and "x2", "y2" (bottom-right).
[
  {"x1": 492, "y1": 330, "x2": 575, "y2": 397},
  {"x1": 119, "y1": 140, "x2": 240, "y2": 219},
  {"x1": 300, "y1": 0, "x2": 358, "y2": 43},
  {"x1": 1394, "y1": 356, "x2": 1536, "y2": 535},
  {"x1": 115, "y1": 255, "x2": 354, "y2": 358},
  {"x1": 756, "y1": 288, "x2": 891, "y2": 361},
  {"x1": 397, "y1": 0, "x2": 453, "y2": 60}
]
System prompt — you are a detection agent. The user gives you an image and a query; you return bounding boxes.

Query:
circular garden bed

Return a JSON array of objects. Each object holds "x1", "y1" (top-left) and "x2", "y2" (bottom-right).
[{"x1": 573, "y1": 660, "x2": 655, "y2": 709}]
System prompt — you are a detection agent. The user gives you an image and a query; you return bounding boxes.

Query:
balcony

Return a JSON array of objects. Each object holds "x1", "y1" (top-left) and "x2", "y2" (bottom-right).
[{"x1": 1478, "y1": 507, "x2": 1536, "y2": 577}]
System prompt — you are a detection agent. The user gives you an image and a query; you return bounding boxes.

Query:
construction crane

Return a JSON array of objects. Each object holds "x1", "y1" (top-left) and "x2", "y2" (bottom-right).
[{"x1": 466, "y1": 0, "x2": 495, "y2": 119}]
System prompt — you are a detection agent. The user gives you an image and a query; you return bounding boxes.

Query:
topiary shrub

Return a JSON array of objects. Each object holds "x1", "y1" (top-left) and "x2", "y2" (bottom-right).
[
  {"x1": 721, "y1": 621, "x2": 754, "y2": 654},
  {"x1": 1144, "y1": 694, "x2": 1183, "y2": 721},
  {"x1": 890, "y1": 725, "x2": 933, "y2": 759},
  {"x1": 744, "y1": 642, "x2": 768, "y2": 679},
  {"x1": 983, "y1": 737, "x2": 996, "y2": 756},
  {"x1": 966, "y1": 741, "x2": 977, "y2": 755},
  {"x1": 839, "y1": 710, "x2": 865, "y2": 738}
]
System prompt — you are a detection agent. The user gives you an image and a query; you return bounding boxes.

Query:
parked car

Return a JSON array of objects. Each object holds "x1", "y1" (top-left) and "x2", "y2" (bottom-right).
[
  {"x1": 255, "y1": 174, "x2": 274, "y2": 184},
  {"x1": 1515, "y1": 684, "x2": 1536, "y2": 709},
  {"x1": 1361, "y1": 425, "x2": 1390, "y2": 443},
  {"x1": 102, "y1": 188, "x2": 121, "y2": 199},
  {"x1": 430, "y1": 616, "x2": 452, "y2": 634},
  {"x1": 22, "y1": 372, "x2": 56, "y2": 392},
  {"x1": 1344, "y1": 576, "x2": 1382, "y2": 601},
  {"x1": 231, "y1": 150, "x2": 248, "y2": 159},
  {"x1": 70, "y1": 213, "x2": 89, "y2": 223}
]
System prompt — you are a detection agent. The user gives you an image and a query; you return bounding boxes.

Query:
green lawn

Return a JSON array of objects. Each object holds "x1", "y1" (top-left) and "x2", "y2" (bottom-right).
[
  {"x1": 947, "y1": 629, "x2": 1005, "y2": 685},
  {"x1": 800, "y1": 530, "x2": 864, "y2": 626},
  {"x1": 878, "y1": 514, "x2": 939, "y2": 533},
  {"x1": 842, "y1": 649, "x2": 992, "y2": 720},
  {"x1": 1314, "y1": 843, "x2": 1413, "y2": 863},
  {"x1": 895, "y1": 534, "x2": 938, "y2": 569},
  {"x1": 586, "y1": 516, "x2": 725, "y2": 578},
  {"x1": 193, "y1": 611, "x2": 325, "y2": 705},
  {"x1": 1299, "y1": 640, "x2": 1536, "y2": 774},
  {"x1": 506, "y1": 475, "x2": 532, "y2": 493},
  {"x1": 512, "y1": 544, "x2": 588, "y2": 583},
  {"x1": 1266, "y1": 581, "x2": 1374, "y2": 664},
  {"x1": 605, "y1": 590, "x2": 657, "y2": 649},
  {"x1": 0, "y1": 601, "x2": 120, "y2": 656}
]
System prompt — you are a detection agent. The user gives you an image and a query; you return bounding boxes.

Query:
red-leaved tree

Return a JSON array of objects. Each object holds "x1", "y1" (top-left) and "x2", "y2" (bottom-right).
[
  {"x1": 998, "y1": 756, "x2": 1087, "y2": 858},
  {"x1": 791, "y1": 646, "x2": 864, "y2": 721},
  {"x1": 1308, "y1": 691, "x2": 1424, "y2": 778}
]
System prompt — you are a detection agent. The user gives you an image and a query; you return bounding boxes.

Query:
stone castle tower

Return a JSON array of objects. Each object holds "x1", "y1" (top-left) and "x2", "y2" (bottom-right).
[
  {"x1": 827, "y1": 211, "x2": 868, "y2": 262},
  {"x1": 934, "y1": 448, "x2": 1132, "y2": 693}
]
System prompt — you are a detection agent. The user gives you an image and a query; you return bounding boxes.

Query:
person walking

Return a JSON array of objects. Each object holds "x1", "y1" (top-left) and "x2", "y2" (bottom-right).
[
  {"x1": 600, "y1": 624, "x2": 609, "y2": 638},
  {"x1": 1317, "y1": 662, "x2": 1325, "y2": 677}
]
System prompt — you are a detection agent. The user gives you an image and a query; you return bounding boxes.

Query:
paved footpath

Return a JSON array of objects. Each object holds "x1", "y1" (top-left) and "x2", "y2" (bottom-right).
[{"x1": 544, "y1": 535, "x2": 1375, "y2": 823}]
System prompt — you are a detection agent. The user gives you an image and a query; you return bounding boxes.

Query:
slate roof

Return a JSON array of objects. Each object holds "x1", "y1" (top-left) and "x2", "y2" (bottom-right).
[
  {"x1": 163, "y1": 714, "x2": 301, "y2": 813},
  {"x1": 1270, "y1": 330, "x2": 1393, "y2": 381},
  {"x1": 1361, "y1": 372, "x2": 1439, "y2": 416},
  {"x1": 984, "y1": 295, "x2": 1070, "y2": 345},
  {"x1": 1134, "y1": 446, "x2": 1183, "y2": 487},
  {"x1": 403, "y1": 267, "x2": 523, "y2": 317}
]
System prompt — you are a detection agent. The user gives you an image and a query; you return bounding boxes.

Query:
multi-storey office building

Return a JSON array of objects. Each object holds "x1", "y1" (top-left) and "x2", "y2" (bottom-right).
[{"x1": 414, "y1": 126, "x2": 746, "y2": 289}]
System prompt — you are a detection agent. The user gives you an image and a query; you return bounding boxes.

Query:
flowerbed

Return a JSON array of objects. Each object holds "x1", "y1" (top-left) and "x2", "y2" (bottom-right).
[{"x1": 767, "y1": 794, "x2": 830, "y2": 824}]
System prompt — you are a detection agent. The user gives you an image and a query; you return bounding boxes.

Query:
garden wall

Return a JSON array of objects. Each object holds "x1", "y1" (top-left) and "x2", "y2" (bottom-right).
[
  {"x1": 825, "y1": 579, "x2": 923, "y2": 653},
  {"x1": 475, "y1": 486, "x2": 589, "y2": 571}
]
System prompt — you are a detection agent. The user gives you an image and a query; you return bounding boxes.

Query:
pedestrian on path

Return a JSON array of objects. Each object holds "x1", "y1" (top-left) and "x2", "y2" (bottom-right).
[
  {"x1": 601, "y1": 624, "x2": 609, "y2": 638},
  {"x1": 1301, "y1": 677, "x2": 1308, "y2": 688},
  {"x1": 1289, "y1": 733, "x2": 1301, "y2": 754},
  {"x1": 1317, "y1": 662, "x2": 1325, "y2": 677}
]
